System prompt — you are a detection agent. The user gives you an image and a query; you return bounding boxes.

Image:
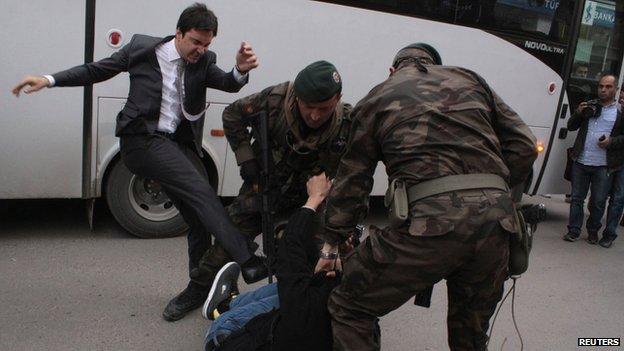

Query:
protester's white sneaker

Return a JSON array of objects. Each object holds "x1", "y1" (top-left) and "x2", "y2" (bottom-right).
[{"x1": 202, "y1": 262, "x2": 240, "y2": 320}]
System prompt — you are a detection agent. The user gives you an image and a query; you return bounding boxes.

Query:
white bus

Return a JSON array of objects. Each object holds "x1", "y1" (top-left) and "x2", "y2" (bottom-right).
[{"x1": 2, "y1": 0, "x2": 623, "y2": 237}]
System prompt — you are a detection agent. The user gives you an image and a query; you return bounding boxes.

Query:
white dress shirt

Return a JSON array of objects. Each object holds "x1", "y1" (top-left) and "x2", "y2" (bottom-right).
[
  {"x1": 155, "y1": 39, "x2": 248, "y2": 133},
  {"x1": 155, "y1": 39, "x2": 187, "y2": 133}
]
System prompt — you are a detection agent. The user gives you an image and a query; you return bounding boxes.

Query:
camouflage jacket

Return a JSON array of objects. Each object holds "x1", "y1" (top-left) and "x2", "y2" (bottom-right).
[
  {"x1": 324, "y1": 66, "x2": 537, "y2": 244},
  {"x1": 222, "y1": 81, "x2": 353, "y2": 198}
]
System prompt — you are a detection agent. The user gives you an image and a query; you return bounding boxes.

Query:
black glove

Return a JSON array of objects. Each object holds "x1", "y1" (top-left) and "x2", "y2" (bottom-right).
[{"x1": 240, "y1": 159, "x2": 261, "y2": 183}]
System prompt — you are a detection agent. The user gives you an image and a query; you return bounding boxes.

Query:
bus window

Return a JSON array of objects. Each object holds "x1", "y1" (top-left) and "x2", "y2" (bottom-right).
[
  {"x1": 317, "y1": 0, "x2": 570, "y2": 44},
  {"x1": 566, "y1": 0, "x2": 624, "y2": 110},
  {"x1": 493, "y1": 1, "x2": 571, "y2": 43},
  {"x1": 317, "y1": 0, "x2": 574, "y2": 72}
]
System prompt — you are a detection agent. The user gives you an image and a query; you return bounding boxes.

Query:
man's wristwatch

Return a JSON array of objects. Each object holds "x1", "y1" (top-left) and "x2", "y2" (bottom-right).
[{"x1": 319, "y1": 251, "x2": 339, "y2": 260}]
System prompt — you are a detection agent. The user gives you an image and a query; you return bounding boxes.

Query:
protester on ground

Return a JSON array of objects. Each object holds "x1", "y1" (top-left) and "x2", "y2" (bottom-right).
[{"x1": 203, "y1": 173, "x2": 346, "y2": 351}]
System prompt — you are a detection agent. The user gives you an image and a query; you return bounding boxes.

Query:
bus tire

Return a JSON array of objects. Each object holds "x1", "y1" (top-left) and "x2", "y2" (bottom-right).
[{"x1": 105, "y1": 160, "x2": 187, "y2": 238}]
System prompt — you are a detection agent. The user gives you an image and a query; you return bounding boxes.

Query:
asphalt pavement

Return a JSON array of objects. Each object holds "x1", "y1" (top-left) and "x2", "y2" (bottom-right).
[{"x1": 0, "y1": 195, "x2": 622, "y2": 350}]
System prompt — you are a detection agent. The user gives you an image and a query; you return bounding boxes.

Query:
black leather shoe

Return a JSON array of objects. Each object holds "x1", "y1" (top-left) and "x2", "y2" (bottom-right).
[
  {"x1": 586, "y1": 232, "x2": 598, "y2": 245},
  {"x1": 563, "y1": 232, "x2": 580, "y2": 242},
  {"x1": 599, "y1": 236, "x2": 615, "y2": 248},
  {"x1": 240, "y1": 255, "x2": 268, "y2": 284},
  {"x1": 163, "y1": 281, "x2": 208, "y2": 322}
]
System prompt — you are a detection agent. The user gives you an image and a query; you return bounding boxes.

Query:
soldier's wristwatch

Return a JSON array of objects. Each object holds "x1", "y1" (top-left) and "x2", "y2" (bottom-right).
[{"x1": 319, "y1": 251, "x2": 339, "y2": 260}]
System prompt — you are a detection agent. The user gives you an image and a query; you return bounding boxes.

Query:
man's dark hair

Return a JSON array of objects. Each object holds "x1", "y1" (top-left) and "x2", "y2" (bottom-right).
[
  {"x1": 392, "y1": 43, "x2": 442, "y2": 70},
  {"x1": 177, "y1": 3, "x2": 218, "y2": 36},
  {"x1": 599, "y1": 73, "x2": 618, "y2": 85},
  {"x1": 573, "y1": 61, "x2": 589, "y2": 71}
]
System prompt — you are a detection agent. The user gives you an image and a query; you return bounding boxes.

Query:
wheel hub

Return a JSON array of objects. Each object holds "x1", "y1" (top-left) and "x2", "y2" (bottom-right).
[{"x1": 128, "y1": 176, "x2": 178, "y2": 221}]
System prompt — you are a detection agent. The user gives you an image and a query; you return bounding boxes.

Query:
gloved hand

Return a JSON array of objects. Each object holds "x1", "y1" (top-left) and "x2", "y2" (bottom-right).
[{"x1": 239, "y1": 159, "x2": 261, "y2": 183}]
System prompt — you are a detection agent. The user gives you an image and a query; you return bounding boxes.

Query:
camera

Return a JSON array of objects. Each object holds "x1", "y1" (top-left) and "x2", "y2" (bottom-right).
[
  {"x1": 352, "y1": 224, "x2": 365, "y2": 247},
  {"x1": 581, "y1": 99, "x2": 603, "y2": 118}
]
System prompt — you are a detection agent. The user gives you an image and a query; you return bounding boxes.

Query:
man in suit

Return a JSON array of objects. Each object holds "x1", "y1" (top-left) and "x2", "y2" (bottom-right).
[{"x1": 12, "y1": 3, "x2": 267, "y2": 322}]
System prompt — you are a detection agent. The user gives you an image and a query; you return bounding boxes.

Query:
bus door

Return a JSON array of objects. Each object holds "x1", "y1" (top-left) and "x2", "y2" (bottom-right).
[{"x1": 565, "y1": 0, "x2": 624, "y2": 109}]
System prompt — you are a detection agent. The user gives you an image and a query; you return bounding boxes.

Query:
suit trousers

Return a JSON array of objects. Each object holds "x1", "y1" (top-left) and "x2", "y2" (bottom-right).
[{"x1": 119, "y1": 134, "x2": 252, "y2": 281}]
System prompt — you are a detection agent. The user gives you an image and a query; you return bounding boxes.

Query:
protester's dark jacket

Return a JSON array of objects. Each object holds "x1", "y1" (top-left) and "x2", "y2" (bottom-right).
[
  {"x1": 271, "y1": 207, "x2": 340, "y2": 351},
  {"x1": 568, "y1": 107, "x2": 624, "y2": 172},
  {"x1": 217, "y1": 207, "x2": 340, "y2": 351}
]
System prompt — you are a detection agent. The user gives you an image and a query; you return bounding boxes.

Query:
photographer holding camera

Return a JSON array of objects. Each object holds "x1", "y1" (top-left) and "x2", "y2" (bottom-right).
[{"x1": 564, "y1": 74, "x2": 624, "y2": 247}]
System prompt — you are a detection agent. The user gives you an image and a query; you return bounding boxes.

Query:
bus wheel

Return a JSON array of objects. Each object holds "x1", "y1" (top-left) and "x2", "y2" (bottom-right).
[{"x1": 105, "y1": 160, "x2": 187, "y2": 238}]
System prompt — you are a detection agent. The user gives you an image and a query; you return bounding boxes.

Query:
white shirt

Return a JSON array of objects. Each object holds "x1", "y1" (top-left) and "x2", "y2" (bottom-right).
[
  {"x1": 578, "y1": 101, "x2": 619, "y2": 166},
  {"x1": 155, "y1": 39, "x2": 185, "y2": 132},
  {"x1": 155, "y1": 39, "x2": 248, "y2": 133},
  {"x1": 46, "y1": 38, "x2": 248, "y2": 134}
]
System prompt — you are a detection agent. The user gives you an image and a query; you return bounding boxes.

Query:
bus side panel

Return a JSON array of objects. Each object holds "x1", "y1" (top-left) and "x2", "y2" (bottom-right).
[
  {"x1": 532, "y1": 98, "x2": 576, "y2": 195},
  {"x1": 95, "y1": 97, "x2": 125, "y2": 197},
  {"x1": 208, "y1": 1, "x2": 562, "y2": 195},
  {"x1": 528, "y1": 126, "x2": 565, "y2": 193},
  {"x1": 0, "y1": 0, "x2": 85, "y2": 199},
  {"x1": 199, "y1": 103, "x2": 230, "y2": 194},
  {"x1": 89, "y1": 0, "x2": 564, "y2": 197}
]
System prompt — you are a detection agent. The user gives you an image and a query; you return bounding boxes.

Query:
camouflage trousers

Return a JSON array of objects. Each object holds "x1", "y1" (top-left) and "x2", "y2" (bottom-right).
[
  {"x1": 190, "y1": 181, "x2": 305, "y2": 286},
  {"x1": 329, "y1": 220, "x2": 509, "y2": 351}
]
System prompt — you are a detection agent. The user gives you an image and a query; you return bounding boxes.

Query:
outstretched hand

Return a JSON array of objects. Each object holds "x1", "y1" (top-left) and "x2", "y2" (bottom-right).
[
  {"x1": 304, "y1": 173, "x2": 332, "y2": 210},
  {"x1": 12, "y1": 75, "x2": 50, "y2": 97},
  {"x1": 235, "y1": 41, "x2": 258, "y2": 73}
]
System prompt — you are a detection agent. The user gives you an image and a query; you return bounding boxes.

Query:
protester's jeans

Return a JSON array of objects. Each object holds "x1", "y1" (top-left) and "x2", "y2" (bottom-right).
[
  {"x1": 205, "y1": 282, "x2": 279, "y2": 347},
  {"x1": 567, "y1": 161, "x2": 611, "y2": 236},
  {"x1": 604, "y1": 168, "x2": 624, "y2": 239}
]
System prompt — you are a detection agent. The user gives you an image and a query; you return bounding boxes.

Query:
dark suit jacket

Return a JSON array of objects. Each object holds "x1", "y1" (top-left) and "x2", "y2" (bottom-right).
[
  {"x1": 52, "y1": 34, "x2": 247, "y2": 155},
  {"x1": 568, "y1": 107, "x2": 624, "y2": 172}
]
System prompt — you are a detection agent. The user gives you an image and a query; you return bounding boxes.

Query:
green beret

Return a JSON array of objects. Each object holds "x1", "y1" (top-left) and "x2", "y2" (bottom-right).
[
  {"x1": 392, "y1": 42, "x2": 442, "y2": 67},
  {"x1": 293, "y1": 61, "x2": 342, "y2": 103}
]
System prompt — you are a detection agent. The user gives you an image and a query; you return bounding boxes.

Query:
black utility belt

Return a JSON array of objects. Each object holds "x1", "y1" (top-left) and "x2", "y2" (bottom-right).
[
  {"x1": 385, "y1": 174, "x2": 509, "y2": 228},
  {"x1": 153, "y1": 130, "x2": 175, "y2": 140}
]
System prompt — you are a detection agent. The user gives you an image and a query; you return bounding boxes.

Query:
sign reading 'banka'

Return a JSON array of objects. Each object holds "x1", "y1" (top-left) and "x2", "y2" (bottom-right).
[{"x1": 582, "y1": 0, "x2": 616, "y2": 28}]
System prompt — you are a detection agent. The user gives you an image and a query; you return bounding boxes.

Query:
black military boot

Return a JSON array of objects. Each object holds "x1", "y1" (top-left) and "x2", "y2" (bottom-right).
[
  {"x1": 563, "y1": 232, "x2": 580, "y2": 242},
  {"x1": 240, "y1": 255, "x2": 268, "y2": 283},
  {"x1": 586, "y1": 231, "x2": 599, "y2": 245},
  {"x1": 163, "y1": 281, "x2": 208, "y2": 322},
  {"x1": 599, "y1": 235, "x2": 616, "y2": 248}
]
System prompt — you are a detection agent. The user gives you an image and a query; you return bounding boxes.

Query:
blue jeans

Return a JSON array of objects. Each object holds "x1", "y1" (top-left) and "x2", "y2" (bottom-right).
[
  {"x1": 604, "y1": 168, "x2": 624, "y2": 239},
  {"x1": 205, "y1": 283, "x2": 279, "y2": 347},
  {"x1": 567, "y1": 162, "x2": 611, "y2": 236}
]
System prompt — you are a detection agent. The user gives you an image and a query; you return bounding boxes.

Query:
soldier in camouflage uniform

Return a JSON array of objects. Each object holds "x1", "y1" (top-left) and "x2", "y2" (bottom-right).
[
  {"x1": 316, "y1": 44, "x2": 537, "y2": 350},
  {"x1": 193, "y1": 61, "x2": 353, "y2": 285}
]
